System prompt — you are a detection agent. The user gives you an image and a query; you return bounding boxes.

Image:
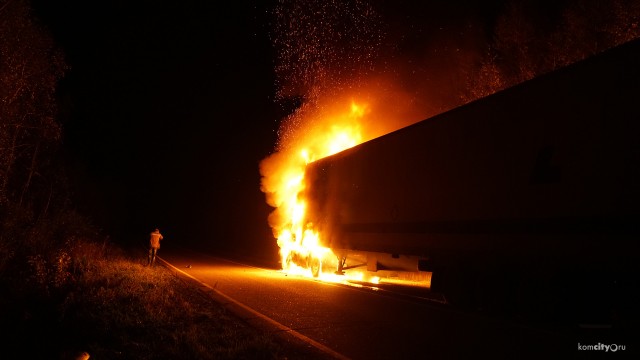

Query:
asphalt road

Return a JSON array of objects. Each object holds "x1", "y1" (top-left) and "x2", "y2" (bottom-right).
[{"x1": 158, "y1": 247, "x2": 597, "y2": 359}]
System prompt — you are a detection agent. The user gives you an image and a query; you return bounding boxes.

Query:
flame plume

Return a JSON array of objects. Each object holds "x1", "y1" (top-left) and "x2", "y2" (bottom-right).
[
  {"x1": 261, "y1": 0, "x2": 431, "y2": 278},
  {"x1": 260, "y1": 100, "x2": 367, "y2": 276}
]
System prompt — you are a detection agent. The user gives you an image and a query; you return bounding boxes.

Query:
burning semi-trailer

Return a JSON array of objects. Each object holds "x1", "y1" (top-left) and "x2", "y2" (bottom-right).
[{"x1": 298, "y1": 39, "x2": 640, "y2": 320}]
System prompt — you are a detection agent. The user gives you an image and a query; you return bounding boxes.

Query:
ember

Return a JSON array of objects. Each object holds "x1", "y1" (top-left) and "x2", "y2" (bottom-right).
[{"x1": 260, "y1": 0, "x2": 427, "y2": 282}]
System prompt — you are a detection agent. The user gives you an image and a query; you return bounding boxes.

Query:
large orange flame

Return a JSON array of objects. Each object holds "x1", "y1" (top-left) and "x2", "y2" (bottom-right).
[
  {"x1": 260, "y1": 76, "x2": 433, "y2": 283},
  {"x1": 262, "y1": 101, "x2": 367, "y2": 277}
]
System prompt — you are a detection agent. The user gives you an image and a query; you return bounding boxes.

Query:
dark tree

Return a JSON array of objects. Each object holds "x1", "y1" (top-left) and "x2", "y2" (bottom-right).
[
  {"x1": 462, "y1": 0, "x2": 640, "y2": 103},
  {"x1": 0, "y1": 0, "x2": 67, "y2": 270}
]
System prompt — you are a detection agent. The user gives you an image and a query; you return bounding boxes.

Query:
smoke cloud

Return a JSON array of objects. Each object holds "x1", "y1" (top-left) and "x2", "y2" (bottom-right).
[{"x1": 259, "y1": 0, "x2": 488, "y2": 244}]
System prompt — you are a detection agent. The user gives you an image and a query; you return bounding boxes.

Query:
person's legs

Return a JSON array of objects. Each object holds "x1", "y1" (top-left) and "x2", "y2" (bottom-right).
[{"x1": 150, "y1": 248, "x2": 158, "y2": 266}]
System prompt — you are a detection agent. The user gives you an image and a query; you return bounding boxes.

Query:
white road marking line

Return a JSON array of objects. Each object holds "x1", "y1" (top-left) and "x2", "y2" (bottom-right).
[{"x1": 159, "y1": 257, "x2": 351, "y2": 360}]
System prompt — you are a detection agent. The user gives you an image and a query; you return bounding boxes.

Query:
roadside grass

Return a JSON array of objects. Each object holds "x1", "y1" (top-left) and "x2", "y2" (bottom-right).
[{"x1": 0, "y1": 239, "x2": 323, "y2": 359}]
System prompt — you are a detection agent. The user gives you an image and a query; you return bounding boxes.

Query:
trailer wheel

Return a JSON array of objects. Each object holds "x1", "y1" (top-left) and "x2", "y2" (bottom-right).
[
  {"x1": 284, "y1": 253, "x2": 293, "y2": 269},
  {"x1": 335, "y1": 255, "x2": 347, "y2": 275},
  {"x1": 310, "y1": 257, "x2": 321, "y2": 278}
]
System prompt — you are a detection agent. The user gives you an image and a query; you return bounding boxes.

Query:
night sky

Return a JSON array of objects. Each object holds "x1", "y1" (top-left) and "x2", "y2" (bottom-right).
[
  {"x1": 31, "y1": 0, "x2": 507, "y2": 259},
  {"x1": 32, "y1": 0, "x2": 283, "y2": 256}
]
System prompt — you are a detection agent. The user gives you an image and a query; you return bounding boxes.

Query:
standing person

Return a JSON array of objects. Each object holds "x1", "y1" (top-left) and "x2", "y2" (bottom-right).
[{"x1": 147, "y1": 228, "x2": 163, "y2": 266}]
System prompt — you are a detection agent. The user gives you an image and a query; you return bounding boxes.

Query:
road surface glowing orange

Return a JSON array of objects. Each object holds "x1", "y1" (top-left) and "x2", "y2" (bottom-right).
[{"x1": 269, "y1": 101, "x2": 366, "y2": 278}]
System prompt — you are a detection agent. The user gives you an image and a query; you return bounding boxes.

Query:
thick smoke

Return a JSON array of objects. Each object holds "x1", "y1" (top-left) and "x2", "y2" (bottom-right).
[
  {"x1": 270, "y1": 0, "x2": 384, "y2": 149},
  {"x1": 268, "y1": 0, "x2": 640, "y2": 155},
  {"x1": 268, "y1": 0, "x2": 492, "y2": 152},
  {"x1": 259, "y1": 0, "x2": 483, "y2": 243},
  {"x1": 260, "y1": 0, "x2": 640, "y2": 240}
]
